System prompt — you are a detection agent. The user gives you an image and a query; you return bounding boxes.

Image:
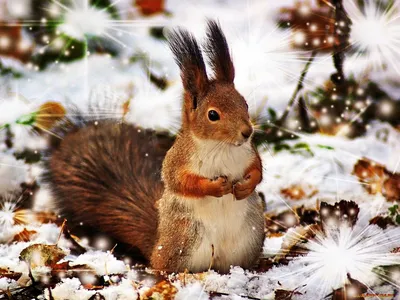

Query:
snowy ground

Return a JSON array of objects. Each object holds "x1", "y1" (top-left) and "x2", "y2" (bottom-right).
[
  {"x1": 1, "y1": 0, "x2": 400, "y2": 299},
  {"x1": 1, "y1": 122, "x2": 400, "y2": 299}
]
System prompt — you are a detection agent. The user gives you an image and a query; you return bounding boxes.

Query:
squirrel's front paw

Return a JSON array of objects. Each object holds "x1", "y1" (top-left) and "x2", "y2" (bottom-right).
[
  {"x1": 208, "y1": 176, "x2": 232, "y2": 197},
  {"x1": 233, "y1": 175, "x2": 255, "y2": 200}
]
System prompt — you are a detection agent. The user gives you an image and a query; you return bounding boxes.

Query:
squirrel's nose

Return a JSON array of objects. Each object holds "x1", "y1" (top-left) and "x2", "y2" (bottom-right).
[{"x1": 241, "y1": 127, "x2": 253, "y2": 140}]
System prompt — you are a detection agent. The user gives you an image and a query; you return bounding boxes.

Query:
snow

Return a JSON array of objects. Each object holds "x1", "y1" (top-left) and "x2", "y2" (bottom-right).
[
  {"x1": 1, "y1": 0, "x2": 400, "y2": 298},
  {"x1": 175, "y1": 282, "x2": 209, "y2": 300},
  {"x1": 0, "y1": 152, "x2": 28, "y2": 195},
  {"x1": 68, "y1": 250, "x2": 128, "y2": 276}
]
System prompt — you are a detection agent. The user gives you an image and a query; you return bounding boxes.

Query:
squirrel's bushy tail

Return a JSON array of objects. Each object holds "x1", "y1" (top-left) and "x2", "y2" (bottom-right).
[{"x1": 43, "y1": 116, "x2": 173, "y2": 259}]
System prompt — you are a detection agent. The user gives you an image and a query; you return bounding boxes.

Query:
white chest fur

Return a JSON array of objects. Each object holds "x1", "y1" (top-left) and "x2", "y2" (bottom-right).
[
  {"x1": 190, "y1": 138, "x2": 254, "y2": 181},
  {"x1": 185, "y1": 138, "x2": 259, "y2": 272}
]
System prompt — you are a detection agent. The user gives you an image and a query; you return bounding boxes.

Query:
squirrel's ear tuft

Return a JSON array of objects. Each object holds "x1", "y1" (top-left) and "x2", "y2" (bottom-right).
[
  {"x1": 168, "y1": 28, "x2": 209, "y2": 109},
  {"x1": 204, "y1": 20, "x2": 235, "y2": 83}
]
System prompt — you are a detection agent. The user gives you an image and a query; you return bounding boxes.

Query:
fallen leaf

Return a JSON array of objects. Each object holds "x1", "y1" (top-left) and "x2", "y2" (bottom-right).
[
  {"x1": 19, "y1": 244, "x2": 66, "y2": 268},
  {"x1": 142, "y1": 280, "x2": 177, "y2": 300},
  {"x1": 281, "y1": 184, "x2": 318, "y2": 200},
  {"x1": 330, "y1": 274, "x2": 367, "y2": 300},
  {"x1": 383, "y1": 173, "x2": 400, "y2": 202},
  {"x1": 369, "y1": 215, "x2": 394, "y2": 229},
  {"x1": 274, "y1": 224, "x2": 321, "y2": 265},
  {"x1": 135, "y1": 0, "x2": 165, "y2": 16},
  {"x1": 0, "y1": 267, "x2": 22, "y2": 281},
  {"x1": 353, "y1": 158, "x2": 385, "y2": 194},
  {"x1": 320, "y1": 200, "x2": 359, "y2": 230},
  {"x1": 12, "y1": 228, "x2": 37, "y2": 242},
  {"x1": 275, "y1": 289, "x2": 303, "y2": 300},
  {"x1": 35, "y1": 101, "x2": 66, "y2": 130},
  {"x1": 265, "y1": 206, "x2": 319, "y2": 235}
]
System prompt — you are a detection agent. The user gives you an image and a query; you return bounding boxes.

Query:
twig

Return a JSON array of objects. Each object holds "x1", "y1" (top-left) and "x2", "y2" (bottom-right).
[
  {"x1": 56, "y1": 219, "x2": 66, "y2": 245},
  {"x1": 298, "y1": 96, "x2": 311, "y2": 132},
  {"x1": 331, "y1": 0, "x2": 352, "y2": 84},
  {"x1": 276, "y1": 50, "x2": 317, "y2": 127},
  {"x1": 209, "y1": 291, "x2": 262, "y2": 300}
]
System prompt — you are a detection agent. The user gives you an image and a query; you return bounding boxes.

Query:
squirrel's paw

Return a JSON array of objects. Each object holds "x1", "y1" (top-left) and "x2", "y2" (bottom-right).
[
  {"x1": 208, "y1": 176, "x2": 233, "y2": 197},
  {"x1": 233, "y1": 175, "x2": 255, "y2": 200}
]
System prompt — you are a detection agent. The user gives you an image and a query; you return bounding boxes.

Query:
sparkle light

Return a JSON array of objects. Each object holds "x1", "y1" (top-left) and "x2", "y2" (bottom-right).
[
  {"x1": 346, "y1": 0, "x2": 400, "y2": 74},
  {"x1": 293, "y1": 224, "x2": 400, "y2": 298},
  {"x1": 0, "y1": 201, "x2": 16, "y2": 228},
  {"x1": 0, "y1": 35, "x2": 11, "y2": 49},
  {"x1": 58, "y1": 3, "x2": 111, "y2": 40}
]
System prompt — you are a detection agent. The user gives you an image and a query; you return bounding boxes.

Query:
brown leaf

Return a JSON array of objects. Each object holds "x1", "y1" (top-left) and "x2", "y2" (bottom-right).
[
  {"x1": 391, "y1": 247, "x2": 400, "y2": 253},
  {"x1": 278, "y1": 1, "x2": 337, "y2": 53},
  {"x1": 274, "y1": 224, "x2": 321, "y2": 265},
  {"x1": 265, "y1": 206, "x2": 319, "y2": 235},
  {"x1": 19, "y1": 244, "x2": 66, "y2": 268},
  {"x1": 353, "y1": 158, "x2": 400, "y2": 201},
  {"x1": 383, "y1": 173, "x2": 400, "y2": 202},
  {"x1": 0, "y1": 267, "x2": 22, "y2": 281},
  {"x1": 12, "y1": 228, "x2": 37, "y2": 242},
  {"x1": 265, "y1": 211, "x2": 299, "y2": 234},
  {"x1": 369, "y1": 215, "x2": 394, "y2": 229},
  {"x1": 281, "y1": 184, "x2": 318, "y2": 200},
  {"x1": 0, "y1": 23, "x2": 32, "y2": 62},
  {"x1": 275, "y1": 289, "x2": 303, "y2": 300},
  {"x1": 331, "y1": 274, "x2": 367, "y2": 300},
  {"x1": 135, "y1": 0, "x2": 165, "y2": 16},
  {"x1": 320, "y1": 200, "x2": 359, "y2": 230},
  {"x1": 353, "y1": 158, "x2": 386, "y2": 194},
  {"x1": 296, "y1": 206, "x2": 320, "y2": 225},
  {"x1": 35, "y1": 101, "x2": 66, "y2": 131},
  {"x1": 142, "y1": 280, "x2": 178, "y2": 300}
]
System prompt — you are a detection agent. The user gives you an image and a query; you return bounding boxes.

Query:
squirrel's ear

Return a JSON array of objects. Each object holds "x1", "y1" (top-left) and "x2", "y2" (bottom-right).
[
  {"x1": 204, "y1": 20, "x2": 235, "y2": 83},
  {"x1": 168, "y1": 28, "x2": 209, "y2": 109}
]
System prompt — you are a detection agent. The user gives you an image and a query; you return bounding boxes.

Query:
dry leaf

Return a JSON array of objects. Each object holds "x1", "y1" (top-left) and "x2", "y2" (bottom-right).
[
  {"x1": 275, "y1": 289, "x2": 302, "y2": 300},
  {"x1": 353, "y1": 158, "x2": 400, "y2": 201},
  {"x1": 265, "y1": 206, "x2": 319, "y2": 235},
  {"x1": 369, "y1": 215, "x2": 394, "y2": 229},
  {"x1": 12, "y1": 228, "x2": 37, "y2": 242},
  {"x1": 330, "y1": 274, "x2": 367, "y2": 300},
  {"x1": 19, "y1": 244, "x2": 66, "y2": 268},
  {"x1": 274, "y1": 224, "x2": 321, "y2": 265},
  {"x1": 135, "y1": 0, "x2": 165, "y2": 16},
  {"x1": 278, "y1": 1, "x2": 337, "y2": 53},
  {"x1": 383, "y1": 173, "x2": 400, "y2": 202},
  {"x1": 142, "y1": 280, "x2": 177, "y2": 300},
  {"x1": 0, "y1": 267, "x2": 22, "y2": 281},
  {"x1": 35, "y1": 101, "x2": 66, "y2": 130},
  {"x1": 353, "y1": 158, "x2": 385, "y2": 194},
  {"x1": 320, "y1": 200, "x2": 359, "y2": 230},
  {"x1": 281, "y1": 184, "x2": 318, "y2": 200}
]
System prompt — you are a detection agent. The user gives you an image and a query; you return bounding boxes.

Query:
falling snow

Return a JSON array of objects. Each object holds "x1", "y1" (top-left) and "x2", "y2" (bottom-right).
[{"x1": 1, "y1": 0, "x2": 400, "y2": 299}]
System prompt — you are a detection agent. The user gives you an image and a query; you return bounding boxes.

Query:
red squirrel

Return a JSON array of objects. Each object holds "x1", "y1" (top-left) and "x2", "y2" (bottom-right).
[{"x1": 44, "y1": 20, "x2": 265, "y2": 273}]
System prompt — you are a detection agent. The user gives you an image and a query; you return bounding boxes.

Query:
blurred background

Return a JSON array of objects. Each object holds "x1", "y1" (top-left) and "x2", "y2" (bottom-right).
[
  {"x1": 1, "y1": 1, "x2": 400, "y2": 299},
  {"x1": 0, "y1": 0, "x2": 399, "y2": 137}
]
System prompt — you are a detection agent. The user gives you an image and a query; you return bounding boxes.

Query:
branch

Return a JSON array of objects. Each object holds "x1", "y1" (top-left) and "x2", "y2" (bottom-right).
[
  {"x1": 331, "y1": 0, "x2": 352, "y2": 84},
  {"x1": 276, "y1": 50, "x2": 317, "y2": 127}
]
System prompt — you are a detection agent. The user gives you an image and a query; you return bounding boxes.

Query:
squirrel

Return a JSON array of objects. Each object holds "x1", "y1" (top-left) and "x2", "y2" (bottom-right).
[{"x1": 44, "y1": 20, "x2": 265, "y2": 274}]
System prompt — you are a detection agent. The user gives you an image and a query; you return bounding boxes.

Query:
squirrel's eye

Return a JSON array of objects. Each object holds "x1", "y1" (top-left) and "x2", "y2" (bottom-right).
[{"x1": 208, "y1": 110, "x2": 220, "y2": 121}]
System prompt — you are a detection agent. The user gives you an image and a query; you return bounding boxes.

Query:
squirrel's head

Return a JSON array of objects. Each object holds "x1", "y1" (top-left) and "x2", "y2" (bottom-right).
[{"x1": 168, "y1": 20, "x2": 252, "y2": 146}]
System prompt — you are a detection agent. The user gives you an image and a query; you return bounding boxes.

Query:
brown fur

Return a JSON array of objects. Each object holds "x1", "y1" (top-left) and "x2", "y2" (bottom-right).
[
  {"x1": 45, "y1": 122, "x2": 173, "y2": 258},
  {"x1": 150, "y1": 21, "x2": 265, "y2": 272}
]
